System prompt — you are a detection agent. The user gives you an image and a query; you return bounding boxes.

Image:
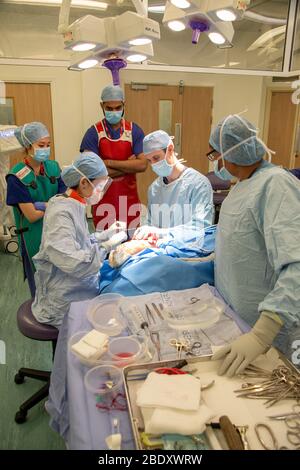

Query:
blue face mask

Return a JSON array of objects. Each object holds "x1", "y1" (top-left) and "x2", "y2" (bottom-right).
[
  {"x1": 105, "y1": 110, "x2": 123, "y2": 125},
  {"x1": 151, "y1": 157, "x2": 174, "y2": 177},
  {"x1": 213, "y1": 159, "x2": 233, "y2": 181},
  {"x1": 33, "y1": 147, "x2": 50, "y2": 162}
]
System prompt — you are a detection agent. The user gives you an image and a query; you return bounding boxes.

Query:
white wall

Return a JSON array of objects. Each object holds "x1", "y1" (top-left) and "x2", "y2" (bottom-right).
[{"x1": 0, "y1": 64, "x2": 266, "y2": 167}]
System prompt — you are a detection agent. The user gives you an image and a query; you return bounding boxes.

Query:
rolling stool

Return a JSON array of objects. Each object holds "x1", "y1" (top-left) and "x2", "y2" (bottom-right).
[{"x1": 15, "y1": 299, "x2": 58, "y2": 424}]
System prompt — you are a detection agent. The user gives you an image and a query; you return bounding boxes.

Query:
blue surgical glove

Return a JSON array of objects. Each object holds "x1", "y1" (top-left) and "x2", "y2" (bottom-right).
[{"x1": 34, "y1": 202, "x2": 47, "y2": 212}]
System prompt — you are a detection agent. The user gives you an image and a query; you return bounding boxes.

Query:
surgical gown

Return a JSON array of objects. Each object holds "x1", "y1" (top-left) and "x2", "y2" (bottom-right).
[
  {"x1": 32, "y1": 195, "x2": 106, "y2": 328},
  {"x1": 144, "y1": 168, "x2": 214, "y2": 242},
  {"x1": 215, "y1": 160, "x2": 300, "y2": 353}
]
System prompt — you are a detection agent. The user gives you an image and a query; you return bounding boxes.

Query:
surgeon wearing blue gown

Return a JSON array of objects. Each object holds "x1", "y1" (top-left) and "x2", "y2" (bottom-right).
[
  {"x1": 134, "y1": 130, "x2": 213, "y2": 243},
  {"x1": 32, "y1": 152, "x2": 111, "y2": 328},
  {"x1": 209, "y1": 114, "x2": 300, "y2": 376}
]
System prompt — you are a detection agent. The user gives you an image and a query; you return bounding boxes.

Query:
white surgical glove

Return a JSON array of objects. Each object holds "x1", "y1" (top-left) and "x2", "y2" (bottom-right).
[
  {"x1": 212, "y1": 311, "x2": 283, "y2": 377},
  {"x1": 133, "y1": 225, "x2": 166, "y2": 241},
  {"x1": 101, "y1": 231, "x2": 128, "y2": 252}
]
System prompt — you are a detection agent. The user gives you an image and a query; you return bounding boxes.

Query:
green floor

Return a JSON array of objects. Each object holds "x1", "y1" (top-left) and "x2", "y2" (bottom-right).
[{"x1": 0, "y1": 251, "x2": 65, "y2": 450}]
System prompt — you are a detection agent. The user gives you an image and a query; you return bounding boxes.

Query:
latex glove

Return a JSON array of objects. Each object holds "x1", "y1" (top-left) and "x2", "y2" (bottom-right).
[
  {"x1": 212, "y1": 311, "x2": 283, "y2": 377},
  {"x1": 133, "y1": 225, "x2": 165, "y2": 241},
  {"x1": 101, "y1": 231, "x2": 128, "y2": 252},
  {"x1": 34, "y1": 202, "x2": 47, "y2": 212}
]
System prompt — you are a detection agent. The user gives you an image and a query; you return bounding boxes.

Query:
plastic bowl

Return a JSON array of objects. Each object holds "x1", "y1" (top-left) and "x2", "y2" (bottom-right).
[
  {"x1": 84, "y1": 365, "x2": 122, "y2": 395},
  {"x1": 87, "y1": 293, "x2": 125, "y2": 336},
  {"x1": 68, "y1": 330, "x2": 108, "y2": 367},
  {"x1": 107, "y1": 336, "x2": 142, "y2": 364}
]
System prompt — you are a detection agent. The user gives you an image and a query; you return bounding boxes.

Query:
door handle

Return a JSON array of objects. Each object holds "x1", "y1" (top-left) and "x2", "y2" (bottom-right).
[{"x1": 174, "y1": 123, "x2": 182, "y2": 154}]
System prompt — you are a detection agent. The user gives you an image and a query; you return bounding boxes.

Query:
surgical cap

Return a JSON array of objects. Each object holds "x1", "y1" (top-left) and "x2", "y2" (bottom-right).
[
  {"x1": 209, "y1": 115, "x2": 266, "y2": 166},
  {"x1": 101, "y1": 85, "x2": 124, "y2": 102},
  {"x1": 61, "y1": 152, "x2": 108, "y2": 187},
  {"x1": 143, "y1": 130, "x2": 171, "y2": 155},
  {"x1": 14, "y1": 122, "x2": 49, "y2": 149}
]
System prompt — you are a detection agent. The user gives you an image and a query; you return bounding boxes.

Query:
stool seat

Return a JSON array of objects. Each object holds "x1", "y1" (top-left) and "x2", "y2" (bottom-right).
[
  {"x1": 213, "y1": 191, "x2": 230, "y2": 206},
  {"x1": 17, "y1": 299, "x2": 58, "y2": 341}
]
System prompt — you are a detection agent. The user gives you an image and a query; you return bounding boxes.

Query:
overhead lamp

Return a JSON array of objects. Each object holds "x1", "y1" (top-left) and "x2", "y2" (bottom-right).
[
  {"x1": 64, "y1": 15, "x2": 107, "y2": 52},
  {"x1": 163, "y1": 1, "x2": 234, "y2": 46},
  {"x1": 170, "y1": 0, "x2": 191, "y2": 9},
  {"x1": 114, "y1": 11, "x2": 160, "y2": 47},
  {"x1": 208, "y1": 32, "x2": 225, "y2": 44},
  {"x1": 128, "y1": 38, "x2": 152, "y2": 46},
  {"x1": 202, "y1": 0, "x2": 251, "y2": 22},
  {"x1": 2, "y1": 0, "x2": 108, "y2": 9},
  {"x1": 68, "y1": 53, "x2": 99, "y2": 71},
  {"x1": 148, "y1": 5, "x2": 165, "y2": 13},
  {"x1": 168, "y1": 20, "x2": 186, "y2": 31},
  {"x1": 216, "y1": 9, "x2": 237, "y2": 22},
  {"x1": 127, "y1": 54, "x2": 147, "y2": 63}
]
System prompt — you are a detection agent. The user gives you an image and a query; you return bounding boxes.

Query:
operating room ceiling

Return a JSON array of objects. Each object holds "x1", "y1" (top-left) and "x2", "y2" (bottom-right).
[{"x1": 0, "y1": 0, "x2": 298, "y2": 72}]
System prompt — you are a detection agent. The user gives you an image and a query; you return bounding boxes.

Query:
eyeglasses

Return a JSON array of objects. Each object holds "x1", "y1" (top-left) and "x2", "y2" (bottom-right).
[{"x1": 206, "y1": 149, "x2": 221, "y2": 161}]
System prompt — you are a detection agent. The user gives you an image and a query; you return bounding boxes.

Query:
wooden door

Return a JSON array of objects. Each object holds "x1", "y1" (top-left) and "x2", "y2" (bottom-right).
[
  {"x1": 4, "y1": 82, "x2": 55, "y2": 168},
  {"x1": 266, "y1": 91, "x2": 299, "y2": 168},
  {"x1": 125, "y1": 84, "x2": 213, "y2": 205}
]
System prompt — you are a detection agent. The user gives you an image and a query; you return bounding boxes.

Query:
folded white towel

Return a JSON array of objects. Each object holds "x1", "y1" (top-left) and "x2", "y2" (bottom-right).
[
  {"x1": 82, "y1": 330, "x2": 108, "y2": 349},
  {"x1": 136, "y1": 372, "x2": 201, "y2": 411},
  {"x1": 71, "y1": 341, "x2": 100, "y2": 360},
  {"x1": 141, "y1": 403, "x2": 215, "y2": 436}
]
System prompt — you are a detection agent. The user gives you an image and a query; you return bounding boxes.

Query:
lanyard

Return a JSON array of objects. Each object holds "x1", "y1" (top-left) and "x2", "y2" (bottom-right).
[{"x1": 102, "y1": 118, "x2": 124, "y2": 140}]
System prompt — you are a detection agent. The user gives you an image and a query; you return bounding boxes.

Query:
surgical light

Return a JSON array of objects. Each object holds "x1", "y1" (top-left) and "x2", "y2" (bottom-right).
[
  {"x1": 168, "y1": 20, "x2": 186, "y2": 31},
  {"x1": 127, "y1": 54, "x2": 147, "y2": 63},
  {"x1": 148, "y1": 5, "x2": 165, "y2": 13},
  {"x1": 208, "y1": 32, "x2": 226, "y2": 45},
  {"x1": 170, "y1": 0, "x2": 191, "y2": 9},
  {"x1": 64, "y1": 15, "x2": 107, "y2": 52},
  {"x1": 72, "y1": 43, "x2": 97, "y2": 52},
  {"x1": 78, "y1": 59, "x2": 99, "y2": 69},
  {"x1": 216, "y1": 9, "x2": 237, "y2": 22},
  {"x1": 128, "y1": 38, "x2": 152, "y2": 46}
]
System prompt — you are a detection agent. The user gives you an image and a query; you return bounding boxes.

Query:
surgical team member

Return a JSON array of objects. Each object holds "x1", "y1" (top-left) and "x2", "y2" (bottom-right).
[
  {"x1": 6, "y1": 122, "x2": 66, "y2": 296},
  {"x1": 80, "y1": 85, "x2": 147, "y2": 231},
  {"x1": 209, "y1": 114, "x2": 300, "y2": 376},
  {"x1": 32, "y1": 152, "x2": 110, "y2": 328},
  {"x1": 134, "y1": 130, "x2": 214, "y2": 242}
]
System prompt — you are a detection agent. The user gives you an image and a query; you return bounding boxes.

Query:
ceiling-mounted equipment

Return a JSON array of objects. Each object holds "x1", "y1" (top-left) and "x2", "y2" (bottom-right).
[
  {"x1": 65, "y1": 10, "x2": 160, "y2": 76},
  {"x1": 163, "y1": 1, "x2": 235, "y2": 47}
]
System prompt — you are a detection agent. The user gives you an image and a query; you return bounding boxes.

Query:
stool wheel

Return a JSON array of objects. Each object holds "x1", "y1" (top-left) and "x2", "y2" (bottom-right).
[
  {"x1": 14, "y1": 373, "x2": 25, "y2": 384},
  {"x1": 15, "y1": 410, "x2": 27, "y2": 424}
]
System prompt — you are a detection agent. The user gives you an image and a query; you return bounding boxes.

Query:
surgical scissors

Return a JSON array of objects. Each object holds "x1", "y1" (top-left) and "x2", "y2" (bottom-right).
[
  {"x1": 254, "y1": 423, "x2": 288, "y2": 450},
  {"x1": 169, "y1": 338, "x2": 189, "y2": 358},
  {"x1": 268, "y1": 404, "x2": 300, "y2": 420},
  {"x1": 285, "y1": 409, "x2": 300, "y2": 447}
]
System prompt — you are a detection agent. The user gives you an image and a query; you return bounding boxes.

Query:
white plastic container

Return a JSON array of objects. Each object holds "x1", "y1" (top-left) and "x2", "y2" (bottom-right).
[
  {"x1": 84, "y1": 365, "x2": 122, "y2": 396},
  {"x1": 68, "y1": 330, "x2": 108, "y2": 367},
  {"x1": 87, "y1": 293, "x2": 125, "y2": 336}
]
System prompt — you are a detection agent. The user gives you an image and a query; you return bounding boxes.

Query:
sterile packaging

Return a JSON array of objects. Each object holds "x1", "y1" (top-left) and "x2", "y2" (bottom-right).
[{"x1": 165, "y1": 297, "x2": 225, "y2": 330}]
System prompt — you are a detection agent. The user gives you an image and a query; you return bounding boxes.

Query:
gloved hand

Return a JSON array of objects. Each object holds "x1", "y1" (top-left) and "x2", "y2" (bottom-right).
[
  {"x1": 34, "y1": 202, "x2": 47, "y2": 212},
  {"x1": 133, "y1": 225, "x2": 166, "y2": 241},
  {"x1": 101, "y1": 231, "x2": 128, "y2": 252},
  {"x1": 212, "y1": 311, "x2": 283, "y2": 377}
]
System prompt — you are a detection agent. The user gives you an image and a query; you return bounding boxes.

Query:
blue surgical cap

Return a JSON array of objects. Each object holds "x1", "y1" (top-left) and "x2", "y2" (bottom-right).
[
  {"x1": 143, "y1": 130, "x2": 171, "y2": 155},
  {"x1": 101, "y1": 85, "x2": 124, "y2": 102},
  {"x1": 61, "y1": 152, "x2": 108, "y2": 187},
  {"x1": 14, "y1": 122, "x2": 49, "y2": 149},
  {"x1": 209, "y1": 115, "x2": 266, "y2": 166}
]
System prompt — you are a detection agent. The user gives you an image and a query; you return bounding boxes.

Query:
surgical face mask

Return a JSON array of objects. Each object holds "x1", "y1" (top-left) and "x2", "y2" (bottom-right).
[
  {"x1": 151, "y1": 152, "x2": 175, "y2": 177},
  {"x1": 213, "y1": 159, "x2": 233, "y2": 181},
  {"x1": 105, "y1": 110, "x2": 123, "y2": 125},
  {"x1": 32, "y1": 147, "x2": 51, "y2": 162},
  {"x1": 85, "y1": 178, "x2": 112, "y2": 205}
]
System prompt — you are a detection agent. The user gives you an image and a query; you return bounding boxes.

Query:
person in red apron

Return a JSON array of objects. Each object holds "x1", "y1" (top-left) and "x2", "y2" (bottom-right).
[{"x1": 80, "y1": 85, "x2": 147, "y2": 234}]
